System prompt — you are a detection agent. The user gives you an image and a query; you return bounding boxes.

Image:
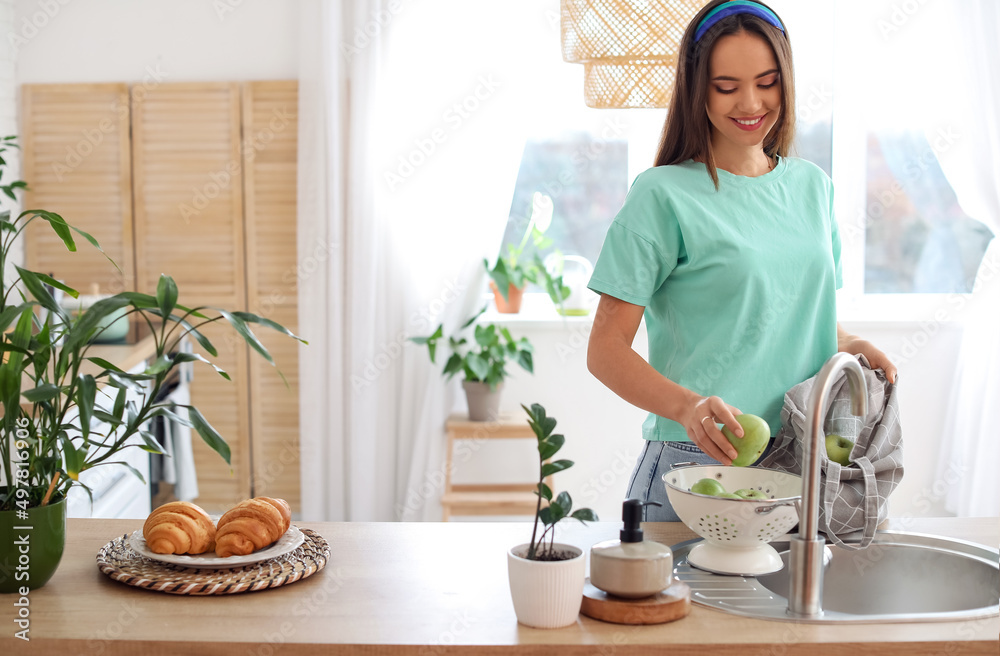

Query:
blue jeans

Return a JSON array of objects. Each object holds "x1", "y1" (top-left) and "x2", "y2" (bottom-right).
[{"x1": 625, "y1": 439, "x2": 775, "y2": 522}]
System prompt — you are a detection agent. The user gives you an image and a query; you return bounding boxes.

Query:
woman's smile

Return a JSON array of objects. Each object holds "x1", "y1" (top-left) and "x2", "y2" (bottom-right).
[{"x1": 730, "y1": 114, "x2": 768, "y2": 130}]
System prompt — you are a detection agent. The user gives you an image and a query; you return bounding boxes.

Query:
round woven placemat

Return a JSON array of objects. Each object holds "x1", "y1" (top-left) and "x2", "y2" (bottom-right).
[{"x1": 96, "y1": 527, "x2": 330, "y2": 595}]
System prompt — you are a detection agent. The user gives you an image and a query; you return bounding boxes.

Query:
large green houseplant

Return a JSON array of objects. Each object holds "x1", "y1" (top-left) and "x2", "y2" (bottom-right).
[
  {"x1": 410, "y1": 307, "x2": 533, "y2": 421},
  {"x1": 0, "y1": 137, "x2": 304, "y2": 592}
]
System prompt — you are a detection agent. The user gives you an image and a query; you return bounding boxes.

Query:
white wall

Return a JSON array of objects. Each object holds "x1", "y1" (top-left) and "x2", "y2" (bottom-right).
[
  {"x1": 1, "y1": 0, "x2": 21, "y2": 287},
  {"x1": 13, "y1": 0, "x2": 298, "y2": 85}
]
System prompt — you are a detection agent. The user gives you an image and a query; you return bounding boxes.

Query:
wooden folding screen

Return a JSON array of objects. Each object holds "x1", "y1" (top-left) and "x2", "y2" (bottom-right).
[{"x1": 22, "y1": 81, "x2": 301, "y2": 514}]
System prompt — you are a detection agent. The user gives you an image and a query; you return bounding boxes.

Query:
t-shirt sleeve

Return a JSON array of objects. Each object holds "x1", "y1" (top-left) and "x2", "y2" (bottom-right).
[
  {"x1": 587, "y1": 171, "x2": 682, "y2": 307},
  {"x1": 829, "y1": 178, "x2": 843, "y2": 289}
]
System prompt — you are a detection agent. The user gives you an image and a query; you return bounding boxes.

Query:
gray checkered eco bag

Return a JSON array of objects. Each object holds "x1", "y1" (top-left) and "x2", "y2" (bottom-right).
[{"x1": 758, "y1": 354, "x2": 904, "y2": 549}]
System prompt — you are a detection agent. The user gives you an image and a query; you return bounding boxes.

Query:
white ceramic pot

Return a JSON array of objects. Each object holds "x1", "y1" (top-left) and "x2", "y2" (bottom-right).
[{"x1": 507, "y1": 542, "x2": 585, "y2": 629}]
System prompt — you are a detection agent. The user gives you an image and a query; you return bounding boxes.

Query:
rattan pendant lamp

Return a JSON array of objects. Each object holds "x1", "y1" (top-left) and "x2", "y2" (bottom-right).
[{"x1": 561, "y1": 0, "x2": 709, "y2": 108}]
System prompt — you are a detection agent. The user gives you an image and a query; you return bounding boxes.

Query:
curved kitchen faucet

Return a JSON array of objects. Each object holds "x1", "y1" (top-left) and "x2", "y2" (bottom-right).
[{"x1": 788, "y1": 352, "x2": 868, "y2": 617}]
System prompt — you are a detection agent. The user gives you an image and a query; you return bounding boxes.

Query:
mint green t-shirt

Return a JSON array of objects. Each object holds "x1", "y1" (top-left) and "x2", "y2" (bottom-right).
[{"x1": 588, "y1": 157, "x2": 841, "y2": 441}]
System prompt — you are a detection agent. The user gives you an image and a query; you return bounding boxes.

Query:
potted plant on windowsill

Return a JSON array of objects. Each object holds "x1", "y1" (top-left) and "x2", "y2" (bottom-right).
[
  {"x1": 409, "y1": 307, "x2": 533, "y2": 421},
  {"x1": 0, "y1": 136, "x2": 305, "y2": 594},
  {"x1": 507, "y1": 402, "x2": 597, "y2": 629},
  {"x1": 485, "y1": 192, "x2": 570, "y2": 314}
]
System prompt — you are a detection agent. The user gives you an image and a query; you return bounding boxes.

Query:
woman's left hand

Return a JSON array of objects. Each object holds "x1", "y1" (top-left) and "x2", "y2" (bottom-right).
[{"x1": 837, "y1": 325, "x2": 897, "y2": 383}]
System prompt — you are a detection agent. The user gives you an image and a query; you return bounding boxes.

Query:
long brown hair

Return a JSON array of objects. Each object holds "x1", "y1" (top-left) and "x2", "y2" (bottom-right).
[{"x1": 654, "y1": 0, "x2": 795, "y2": 189}]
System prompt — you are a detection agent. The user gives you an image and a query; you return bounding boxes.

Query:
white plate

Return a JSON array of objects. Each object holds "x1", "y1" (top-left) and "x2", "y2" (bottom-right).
[{"x1": 128, "y1": 525, "x2": 305, "y2": 568}]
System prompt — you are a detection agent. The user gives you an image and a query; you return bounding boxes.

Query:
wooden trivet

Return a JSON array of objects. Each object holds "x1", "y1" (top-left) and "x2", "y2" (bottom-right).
[
  {"x1": 580, "y1": 578, "x2": 691, "y2": 624},
  {"x1": 96, "y1": 526, "x2": 330, "y2": 595}
]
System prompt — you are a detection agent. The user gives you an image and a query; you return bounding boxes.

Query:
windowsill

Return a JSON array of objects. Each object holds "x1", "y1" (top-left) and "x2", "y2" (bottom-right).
[
  {"x1": 482, "y1": 292, "x2": 973, "y2": 334},
  {"x1": 479, "y1": 292, "x2": 596, "y2": 329},
  {"x1": 835, "y1": 291, "x2": 975, "y2": 330}
]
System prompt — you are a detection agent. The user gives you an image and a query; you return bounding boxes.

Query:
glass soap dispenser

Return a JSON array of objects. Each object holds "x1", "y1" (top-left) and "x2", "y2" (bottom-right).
[{"x1": 590, "y1": 499, "x2": 673, "y2": 598}]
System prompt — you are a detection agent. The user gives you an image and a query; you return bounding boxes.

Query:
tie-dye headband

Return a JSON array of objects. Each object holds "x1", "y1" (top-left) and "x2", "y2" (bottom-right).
[{"x1": 694, "y1": 1, "x2": 785, "y2": 42}]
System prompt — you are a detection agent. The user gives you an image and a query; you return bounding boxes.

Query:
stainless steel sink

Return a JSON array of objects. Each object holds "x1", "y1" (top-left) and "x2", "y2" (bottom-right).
[{"x1": 672, "y1": 531, "x2": 1000, "y2": 623}]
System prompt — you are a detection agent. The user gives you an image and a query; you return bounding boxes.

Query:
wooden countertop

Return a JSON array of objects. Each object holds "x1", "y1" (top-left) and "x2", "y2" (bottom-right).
[{"x1": 3, "y1": 517, "x2": 997, "y2": 655}]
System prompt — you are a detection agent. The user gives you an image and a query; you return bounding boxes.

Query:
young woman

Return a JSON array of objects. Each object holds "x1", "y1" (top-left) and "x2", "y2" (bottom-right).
[{"x1": 586, "y1": 0, "x2": 897, "y2": 521}]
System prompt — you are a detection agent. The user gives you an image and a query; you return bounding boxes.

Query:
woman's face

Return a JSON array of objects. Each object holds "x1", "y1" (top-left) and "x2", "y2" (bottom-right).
[{"x1": 705, "y1": 31, "x2": 782, "y2": 153}]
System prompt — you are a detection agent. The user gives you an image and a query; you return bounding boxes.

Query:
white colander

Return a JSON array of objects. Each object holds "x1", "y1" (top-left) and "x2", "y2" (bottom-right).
[{"x1": 663, "y1": 464, "x2": 802, "y2": 576}]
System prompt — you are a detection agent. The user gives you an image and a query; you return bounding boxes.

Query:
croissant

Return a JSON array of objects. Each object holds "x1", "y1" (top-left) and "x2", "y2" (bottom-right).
[
  {"x1": 215, "y1": 497, "x2": 291, "y2": 557},
  {"x1": 143, "y1": 501, "x2": 216, "y2": 555}
]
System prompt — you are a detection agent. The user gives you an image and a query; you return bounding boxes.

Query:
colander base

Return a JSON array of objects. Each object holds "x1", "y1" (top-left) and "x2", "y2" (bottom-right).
[{"x1": 687, "y1": 541, "x2": 784, "y2": 577}]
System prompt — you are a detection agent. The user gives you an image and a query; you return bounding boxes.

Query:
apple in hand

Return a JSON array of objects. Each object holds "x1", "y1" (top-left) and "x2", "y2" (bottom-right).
[
  {"x1": 734, "y1": 488, "x2": 768, "y2": 500},
  {"x1": 721, "y1": 414, "x2": 770, "y2": 467},
  {"x1": 825, "y1": 434, "x2": 855, "y2": 466},
  {"x1": 691, "y1": 478, "x2": 727, "y2": 497}
]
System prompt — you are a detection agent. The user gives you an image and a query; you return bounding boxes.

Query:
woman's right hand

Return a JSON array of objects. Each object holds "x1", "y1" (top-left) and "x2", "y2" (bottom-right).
[{"x1": 681, "y1": 396, "x2": 743, "y2": 465}]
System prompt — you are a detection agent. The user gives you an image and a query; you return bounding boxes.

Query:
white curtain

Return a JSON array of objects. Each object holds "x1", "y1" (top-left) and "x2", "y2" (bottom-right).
[
  {"x1": 297, "y1": 0, "x2": 396, "y2": 520},
  {"x1": 297, "y1": 0, "x2": 525, "y2": 521},
  {"x1": 935, "y1": 1, "x2": 1000, "y2": 517}
]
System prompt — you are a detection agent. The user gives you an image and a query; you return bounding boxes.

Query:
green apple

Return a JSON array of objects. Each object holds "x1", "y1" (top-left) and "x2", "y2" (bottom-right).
[
  {"x1": 825, "y1": 434, "x2": 855, "y2": 466},
  {"x1": 691, "y1": 478, "x2": 727, "y2": 497},
  {"x1": 734, "y1": 488, "x2": 768, "y2": 500},
  {"x1": 721, "y1": 414, "x2": 770, "y2": 467},
  {"x1": 717, "y1": 493, "x2": 742, "y2": 499}
]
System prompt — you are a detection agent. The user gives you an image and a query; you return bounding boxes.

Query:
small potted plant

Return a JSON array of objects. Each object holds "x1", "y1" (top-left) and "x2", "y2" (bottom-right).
[
  {"x1": 507, "y1": 403, "x2": 597, "y2": 629},
  {"x1": 0, "y1": 137, "x2": 304, "y2": 592},
  {"x1": 485, "y1": 192, "x2": 570, "y2": 314},
  {"x1": 409, "y1": 307, "x2": 533, "y2": 421}
]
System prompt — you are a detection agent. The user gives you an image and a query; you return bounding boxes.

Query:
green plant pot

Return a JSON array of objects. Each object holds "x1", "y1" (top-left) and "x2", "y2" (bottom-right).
[{"x1": 0, "y1": 496, "x2": 67, "y2": 593}]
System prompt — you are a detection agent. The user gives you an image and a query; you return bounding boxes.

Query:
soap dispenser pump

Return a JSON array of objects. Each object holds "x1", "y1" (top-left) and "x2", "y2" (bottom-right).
[{"x1": 589, "y1": 499, "x2": 673, "y2": 598}]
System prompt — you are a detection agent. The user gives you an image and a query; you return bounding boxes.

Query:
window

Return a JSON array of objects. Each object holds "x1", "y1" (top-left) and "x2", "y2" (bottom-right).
[
  {"x1": 498, "y1": 135, "x2": 628, "y2": 268},
  {"x1": 837, "y1": 0, "x2": 993, "y2": 299},
  {"x1": 864, "y1": 131, "x2": 993, "y2": 293}
]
